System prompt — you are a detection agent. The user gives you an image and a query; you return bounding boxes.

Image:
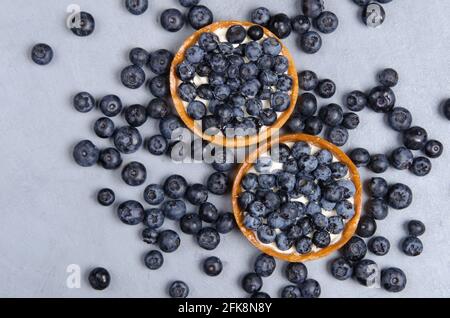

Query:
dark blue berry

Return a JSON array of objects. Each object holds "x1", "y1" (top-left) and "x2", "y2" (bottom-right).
[
  {"x1": 142, "y1": 228, "x2": 159, "y2": 244},
  {"x1": 254, "y1": 254, "x2": 276, "y2": 277},
  {"x1": 257, "y1": 225, "x2": 276, "y2": 244},
  {"x1": 114, "y1": 126, "x2": 143, "y2": 154},
  {"x1": 121, "y1": 65, "x2": 146, "y2": 89},
  {"x1": 378, "y1": 68, "x2": 398, "y2": 87},
  {"x1": 164, "y1": 175, "x2": 187, "y2": 199},
  {"x1": 144, "y1": 208, "x2": 165, "y2": 229},
  {"x1": 158, "y1": 230, "x2": 181, "y2": 253},
  {"x1": 349, "y1": 148, "x2": 371, "y2": 167},
  {"x1": 296, "y1": 236, "x2": 313, "y2": 254},
  {"x1": 329, "y1": 162, "x2": 348, "y2": 179},
  {"x1": 203, "y1": 256, "x2": 222, "y2": 276},
  {"x1": 381, "y1": 268, "x2": 407, "y2": 293},
  {"x1": 207, "y1": 172, "x2": 229, "y2": 195},
  {"x1": 169, "y1": 281, "x2": 189, "y2": 298},
  {"x1": 73, "y1": 140, "x2": 99, "y2": 167},
  {"x1": 160, "y1": 8, "x2": 185, "y2": 32},
  {"x1": 125, "y1": 0, "x2": 148, "y2": 15},
  {"x1": 99, "y1": 148, "x2": 122, "y2": 170},
  {"x1": 342, "y1": 112, "x2": 360, "y2": 130},
  {"x1": 94, "y1": 117, "x2": 115, "y2": 139},
  {"x1": 319, "y1": 104, "x2": 343, "y2": 126},
  {"x1": 248, "y1": 25, "x2": 264, "y2": 41},
  {"x1": 299, "y1": 31, "x2": 322, "y2": 54},
  {"x1": 117, "y1": 200, "x2": 144, "y2": 225},
  {"x1": 368, "y1": 177, "x2": 388, "y2": 198},
  {"x1": 281, "y1": 285, "x2": 301, "y2": 298},
  {"x1": 403, "y1": 126, "x2": 428, "y2": 150},
  {"x1": 242, "y1": 273, "x2": 263, "y2": 294},
  {"x1": 197, "y1": 227, "x2": 220, "y2": 250},
  {"x1": 354, "y1": 259, "x2": 379, "y2": 287},
  {"x1": 70, "y1": 12, "x2": 95, "y2": 37},
  {"x1": 186, "y1": 184, "x2": 208, "y2": 206},
  {"x1": 342, "y1": 236, "x2": 367, "y2": 262},
  {"x1": 244, "y1": 214, "x2": 262, "y2": 230},
  {"x1": 188, "y1": 5, "x2": 213, "y2": 30},
  {"x1": 314, "y1": 11, "x2": 338, "y2": 34},
  {"x1": 408, "y1": 220, "x2": 425, "y2": 237},
  {"x1": 367, "y1": 198, "x2": 388, "y2": 220},
  {"x1": 330, "y1": 257, "x2": 353, "y2": 280},
  {"x1": 216, "y1": 212, "x2": 236, "y2": 234},
  {"x1": 178, "y1": 82, "x2": 197, "y2": 102},
  {"x1": 368, "y1": 154, "x2": 389, "y2": 174},
  {"x1": 299, "y1": 279, "x2": 321, "y2": 298},
  {"x1": 302, "y1": 0, "x2": 325, "y2": 18},
  {"x1": 73, "y1": 92, "x2": 95, "y2": 113},
  {"x1": 357, "y1": 216, "x2": 377, "y2": 238},
  {"x1": 180, "y1": 213, "x2": 202, "y2": 235},
  {"x1": 97, "y1": 188, "x2": 115, "y2": 206},
  {"x1": 316, "y1": 79, "x2": 336, "y2": 99},
  {"x1": 410, "y1": 157, "x2": 432, "y2": 176},
  {"x1": 304, "y1": 116, "x2": 323, "y2": 135},
  {"x1": 368, "y1": 86, "x2": 396, "y2": 113},
  {"x1": 148, "y1": 75, "x2": 169, "y2": 98},
  {"x1": 226, "y1": 25, "x2": 246, "y2": 44},
  {"x1": 335, "y1": 200, "x2": 355, "y2": 219},
  {"x1": 159, "y1": 115, "x2": 184, "y2": 140},
  {"x1": 122, "y1": 161, "x2": 147, "y2": 186},
  {"x1": 275, "y1": 233, "x2": 293, "y2": 251},
  {"x1": 298, "y1": 70, "x2": 318, "y2": 91},
  {"x1": 262, "y1": 37, "x2": 282, "y2": 56},
  {"x1": 368, "y1": 236, "x2": 390, "y2": 256},
  {"x1": 390, "y1": 147, "x2": 413, "y2": 170},
  {"x1": 326, "y1": 126, "x2": 349, "y2": 146},
  {"x1": 291, "y1": 15, "x2": 311, "y2": 34},
  {"x1": 144, "y1": 250, "x2": 164, "y2": 270},
  {"x1": 129, "y1": 48, "x2": 149, "y2": 67},
  {"x1": 143, "y1": 184, "x2": 165, "y2": 206},
  {"x1": 424, "y1": 140, "x2": 444, "y2": 159},
  {"x1": 162, "y1": 200, "x2": 187, "y2": 221},
  {"x1": 31, "y1": 43, "x2": 53, "y2": 65},
  {"x1": 269, "y1": 13, "x2": 292, "y2": 39},
  {"x1": 402, "y1": 236, "x2": 423, "y2": 256},
  {"x1": 124, "y1": 104, "x2": 147, "y2": 127},
  {"x1": 296, "y1": 93, "x2": 317, "y2": 118},
  {"x1": 88, "y1": 268, "x2": 110, "y2": 290},
  {"x1": 251, "y1": 7, "x2": 271, "y2": 26},
  {"x1": 147, "y1": 135, "x2": 169, "y2": 156},
  {"x1": 327, "y1": 216, "x2": 345, "y2": 234},
  {"x1": 346, "y1": 90, "x2": 367, "y2": 112},
  {"x1": 99, "y1": 95, "x2": 122, "y2": 117},
  {"x1": 148, "y1": 49, "x2": 173, "y2": 75},
  {"x1": 179, "y1": 0, "x2": 200, "y2": 8},
  {"x1": 387, "y1": 183, "x2": 412, "y2": 210}
]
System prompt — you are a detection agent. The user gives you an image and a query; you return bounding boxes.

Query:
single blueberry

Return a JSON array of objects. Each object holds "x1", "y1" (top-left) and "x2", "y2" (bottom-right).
[
  {"x1": 345, "y1": 90, "x2": 367, "y2": 112},
  {"x1": 368, "y1": 236, "x2": 390, "y2": 256},
  {"x1": 88, "y1": 268, "x2": 110, "y2": 291},
  {"x1": 147, "y1": 135, "x2": 169, "y2": 156},
  {"x1": 299, "y1": 279, "x2": 321, "y2": 298},
  {"x1": 169, "y1": 281, "x2": 189, "y2": 298},
  {"x1": 142, "y1": 228, "x2": 159, "y2": 244},
  {"x1": 159, "y1": 115, "x2": 184, "y2": 140},
  {"x1": 99, "y1": 94, "x2": 122, "y2": 117},
  {"x1": 160, "y1": 8, "x2": 185, "y2": 32},
  {"x1": 70, "y1": 12, "x2": 95, "y2": 37},
  {"x1": 197, "y1": 227, "x2": 221, "y2": 250},
  {"x1": 97, "y1": 188, "x2": 115, "y2": 207},
  {"x1": 122, "y1": 161, "x2": 147, "y2": 186},
  {"x1": 314, "y1": 11, "x2": 339, "y2": 34},
  {"x1": 125, "y1": 0, "x2": 148, "y2": 15},
  {"x1": 354, "y1": 259, "x2": 379, "y2": 287},
  {"x1": 94, "y1": 117, "x2": 115, "y2": 139},
  {"x1": 148, "y1": 49, "x2": 173, "y2": 75},
  {"x1": 124, "y1": 104, "x2": 147, "y2": 127},
  {"x1": 268, "y1": 13, "x2": 292, "y2": 39},
  {"x1": 188, "y1": 5, "x2": 214, "y2": 30},
  {"x1": 296, "y1": 236, "x2": 313, "y2": 254},
  {"x1": 281, "y1": 285, "x2": 302, "y2": 298},
  {"x1": 357, "y1": 216, "x2": 377, "y2": 238},
  {"x1": 368, "y1": 154, "x2": 389, "y2": 174},
  {"x1": 143, "y1": 184, "x2": 165, "y2": 206},
  {"x1": 302, "y1": 0, "x2": 325, "y2": 18},
  {"x1": 144, "y1": 250, "x2": 164, "y2": 270},
  {"x1": 31, "y1": 43, "x2": 53, "y2": 65},
  {"x1": 117, "y1": 200, "x2": 145, "y2": 225},
  {"x1": 378, "y1": 68, "x2": 398, "y2": 87},
  {"x1": 349, "y1": 148, "x2": 371, "y2": 167},
  {"x1": 368, "y1": 177, "x2": 389, "y2": 198},
  {"x1": 129, "y1": 47, "x2": 149, "y2": 67},
  {"x1": 158, "y1": 230, "x2": 181, "y2": 253},
  {"x1": 73, "y1": 92, "x2": 96, "y2": 113},
  {"x1": 207, "y1": 172, "x2": 229, "y2": 195},
  {"x1": 330, "y1": 257, "x2": 353, "y2": 281},
  {"x1": 251, "y1": 7, "x2": 271, "y2": 26},
  {"x1": 410, "y1": 157, "x2": 432, "y2": 176},
  {"x1": 387, "y1": 183, "x2": 413, "y2": 210},
  {"x1": 390, "y1": 147, "x2": 414, "y2": 170},
  {"x1": 121, "y1": 65, "x2": 146, "y2": 89},
  {"x1": 381, "y1": 268, "x2": 407, "y2": 293},
  {"x1": 341, "y1": 236, "x2": 367, "y2": 262},
  {"x1": 408, "y1": 220, "x2": 426, "y2": 237},
  {"x1": 299, "y1": 31, "x2": 322, "y2": 54},
  {"x1": 403, "y1": 126, "x2": 428, "y2": 150},
  {"x1": 291, "y1": 15, "x2": 311, "y2": 34},
  {"x1": 402, "y1": 236, "x2": 423, "y2": 256},
  {"x1": 226, "y1": 25, "x2": 247, "y2": 44},
  {"x1": 73, "y1": 140, "x2": 99, "y2": 167},
  {"x1": 423, "y1": 140, "x2": 444, "y2": 159},
  {"x1": 99, "y1": 148, "x2": 122, "y2": 170},
  {"x1": 242, "y1": 273, "x2": 263, "y2": 294},
  {"x1": 254, "y1": 254, "x2": 276, "y2": 278},
  {"x1": 203, "y1": 256, "x2": 223, "y2": 276},
  {"x1": 367, "y1": 198, "x2": 389, "y2": 220},
  {"x1": 368, "y1": 86, "x2": 396, "y2": 113},
  {"x1": 144, "y1": 208, "x2": 165, "y2": 229}
]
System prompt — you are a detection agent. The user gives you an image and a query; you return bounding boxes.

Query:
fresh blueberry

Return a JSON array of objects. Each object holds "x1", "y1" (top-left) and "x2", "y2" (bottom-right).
[
  {"x1": 260, "y1": 108, "x2": 278, "y2": 126},
  {"x1": 117, "y1": 200, "x2": 144, "y2": 225},
  {"x1": 387, "y1": 183, "x2": 413, "y2": 210},
  {"x1": 186, "y1": 184, "x2": 209, "y2": 206},
  {"x1": 242, "y1": 173, "x2": 259, "y2": 192},
  {"x1": 99, "y1": 148, "x2": 122, "y2": 170},
  {"x1": 198, "y1": 32, "x2": 219, "y2": 53},
  {"x1": 299, "y1": 279, "x2": 321, "y2": 298},
  {"x1": 326, "y1": 126, "x2": 349, "y2": 146},
  {"x1": 327, "y1": 216, "x2": 345, "y2": 234},
  {"x1": 312, "y1": 213, "x2": 329, "y2": 230},
  {"x1": 124, "y1": 104, "x2": 147, "y2": 127},
  {"x1": 148, "y1": 75, "x2": 169, "y2": 98},
  {"x1": 188, "y1": 5, "x2": 213, "y2": 30},
  {"x1": 314, "y1": 11, "x2": 339, "y2": 34},
  {"x1": 186, "y1": 45, "x2": 206, "y2": 65},
  {"x1": 381, "y1": 268, "x2": 407, "y2": 293},
  {"x1": 345, "y1": 90, "x2": 368, "y2": 112},
  {"x1": 402, "y1": 236, "x2": 423, "y2": 256},
  {"x1": 197, "y1": 227, "x2": 221, "y2": 250},
  {"x1": 125, "y1": 0, "x2": 148, "y2": 15},
  {"x1": 73, "y1": 92, "x2": 96, "y2": 113},
  {"x1": 257, "y1": 225, "x2": 276, "y2": 244},
  {"x1": 410, "y1": 157, "x2": 432, "y2": 176},
  {"x1": 242, "y1": 273, "x2": 263, "y2": 294},
  {"x1": 368, "y1": 236, "x2": 390, "y2": 256},
  {"x1": 251, "y1": 7, "x2": 271, "y2": 26},
  {"x1": 73, "y1": 140, "x2": 99, "y2": 167},
  {"x1": 144, "y1": 250, "x2": 164, "y2": 270},
  {"x1": 330, "y1": 257, "x2": 353, "y2": 281},
  {"x1": 179, "y1": 213, "x2": 202, "y2": 235},
  {"x1": 122, "y1": 161, "x2": 147, "y2": 186},
  {"x1": 254, "y1": 254, "x2": 276, "y2": 278},
  {"x1": 238, "y1": 191, "x2": 255, "y2": 210},
  {"x1": 368, "y1": 177, "x2": 388, "y2": 198},
  {"x1": 148, "y1": 49, "x2": 173, "y2": 75},
  {"x1": 245, "y1": 41, "x2": 264, "y2": 62},
  {"x1": 403, "y1": 126, "x2": 428, "y2": 150},
  {"x1": 306, "y1": 202, "x2": 321, "y2": 216},
  {"x1": 319, "y1": 104, "x2": 343, "y2": 126},
  {"x1": 186, "y1": 101, "x2": 206, "y2": 120},
  {"x1": 299, "y1": 31, "x2": 322, "y2": 54},
  {"x1": 378, "y1": 68, "x2": 398, "y2": 87},
  {"x1": 88, "y1": 268, "x2": 110, "y2": 290},
  {"x1": 408, "y1": 220, "x2": 426, "y2": 237},
  {"x1": 357, "y1": 216, "x2": 377, "y2": 238},
  {"x1": 262, "y1": 37, "x2": 282, "y2": 56},
  {"x1": 276, "y1": 172, "x2": 296, "y2": 193},
  {"x1": 70, "y1": 11, "x2": 95, "y2": 37},
  {"x1": 31, "y1": 43, "x2": 53, "y2": 65},
  {"x1": 94, "y1": 117, "x2": 115, "y2": 139},
  {"x1": 312, "y1": 230, "x2": 331, "y2": 248},
  {"x1": 143, "y1": 184, "x2": 165, "y2": 206},
  {"x1": 147, "y1": 135, "x2": 169, "y2": 156},
  {"x1": 281, "y1": 285, "x2": 302, "y2": 298},
  {"x1": 277, "y1": 75, "x2": 293, "y2": 92},
  {"x1": 142, "y1": 228, "x2": 159, "y2": 244},
  {"x1": 390, "y1": 147, "x2": 413, "y2": 170},
  {"x1": 349, "y1": 148, "x2": 371, "y2": 167},
  {"x1": 423, "y1": 140, "x2": 444, "y2": 159},
  {"x1": 368, "y1": 154, "x2": 389, "y2": 174},
  {"x1": 362, "y1": 3, "x2": 386, "y2": 28},
  {"x1": 273, "y1": 56, "x2": 289, "y2": 74},
  {"x1": 241, "y1": 80, "x2": 262, "y2": 99},
  {"x1": 295, "y1": 93, "x2": 317, "y2": 118},
  {"x1": 335, "y1": 200, "x2": 355, "y2": 220},
  {"x1": 303, "y1": 116, "x2": 324, "y2": 135},
  {"x1": 316, "y1": 79, "x2": 336, "y2": 99},
  {"x1": 298, "y1": 70, "x2": 319, "y2": 91},
  {"x1": 248, "y1": 25, "x2": 264, "y2": 41},
  {"x1": 144, "y1": 208, "x2": 165, "y2": 229},
  {"x1": 99, "y1": 94, "x2": 122, "y2": 117},
  {"x1": 275, "y1": 233, "x2": 293, "y2": 251},
  {"x1": 203, "y1": 256, "x2": 223, "y2": 276},
  {"x1": 207, "y1": 172, "x2": 228, "y2": 195},
  {"x1": 159, "y1": 115, "x2": 184, "y2": 140},
  {"x1": 244, "y1": 214, "x2": 262, "y2": 231},
  {"x1": 216, "y1": 212, "x2": 236, "y2": 234},
  {"x1": 225, "y1": 25, "x2": 246, "y2": 44},
  {"x1": 162, "y1": 200, "x2": 187, "y2": 221},
  {"x1": 367, "y1": 198, "x2": 388, "y2": 220},
  {"x1": 169, "y1": 281, "x2": 189, "y2": 298},
  {"x1": 97, "y1": 188, "x2": 115, "y2": 207},
  {"x1": 341, "y1": 236, "x2": 367, "y2": 262},
  {"x1": 329, "y1": 162, "x2": 348, "y2": 179},
  {"x1": 121, "y1": 65, "x2": 146, "y2": 89},
  {"x1": 297, "y1": 155, "x2": 319, "y2": 172},
  {"x1": 290, "y1": 143, "x2": 311, "y2": 160},
  {"x1": 296, "y1": 236, "x2": 313, "y2": 254},
  {"x1": 163, "y1": 175, "x2": 187, "y2": 200},
  {"x1": 354, "y1": 259, "x2": 379, "y2": 287},
  {"x1": 179, "y1": 0, "x2": 200, "y2": 8},
  {"x1": 160, "y1": 8, "x2": 185, "y2": 32},
  {"x1": 368, "y1": 86, "x2": 396, "y2": 113},
  {"x1": 291, "y1": 15, "x2": 311, "y2": 34},
  {"x1": 114, "y1": 126, "x2": 143, "y2": 154},
  {"x1": 302, "y1": 0, "x2": 324, "y2": 18},
  {"x1": 285, "y1": 262, "x2": 308, "y2": 285},
  {"x1": 269, "y1": 13, "x2": 292, "y2": 39},
  {"x1": 158, "y1": 230, "x2": 181, "y2": 253},
  {"x1": 178, "y1": 82, "x2": 197, "y2": 102},
  {"x1": 129, "y1": 47, "x2": 149, "y2": 67},
  {"x1": 342, "y1": 112, "x2": 360, "y2": 130}
]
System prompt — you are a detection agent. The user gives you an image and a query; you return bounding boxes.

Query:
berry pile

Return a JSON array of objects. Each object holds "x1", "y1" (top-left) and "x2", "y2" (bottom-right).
[
  {"x1": 160, "y1": 0, "x2": 213, "y2": 32},
  {"x1": 175, "y1": 25, "x2": 294, "y2": 137},
  {"x1": 346, "y1": 68, "x2": 444, "y2": 177},
  {"x1": 250, "y1": 0, "x2": 339, "y2": 55},
  {"x1": 240, "y1": 142, "x2": 356, "y2": 253},
  {"x1": 288, "y1": 70, "x2": 359, "y2": 147}
]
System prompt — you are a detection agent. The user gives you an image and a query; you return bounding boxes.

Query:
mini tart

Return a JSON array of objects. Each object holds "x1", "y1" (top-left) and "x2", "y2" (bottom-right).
[
  {"x1": 170, "y1": 21, "x2": 299, "y2": 148},
  {"x1": 231, "y1": 134, "x2": 363, "y2": 262}
]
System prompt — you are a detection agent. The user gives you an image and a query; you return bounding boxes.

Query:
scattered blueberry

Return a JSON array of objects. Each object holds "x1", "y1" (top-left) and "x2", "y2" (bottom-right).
[
  {"x1": 216, "y1": 212, "x2": 236, "y2": 234},
  {"x1": 381, "y1": 268, "x2": 407, "y2": 293},
  {"x1": 302, "y1": 0, "x2": 325, "y2": 19},
  {"x1": 387, "y1": 183, "x2": 413, "y2": 209},
  {"x1": 148, "y1": 75, "x2": 169, "y2": 98},
  {"x1": 142, "y1": 228, "x2": 159, "y2": 244},
  {"x1": 367, "y1": 198, "x2": 389, "y2": 220},
  {"x1": 197, "y1": 227, "x2": 220, "y2": 250},
  {"x1": 423, "y1": 140, "x2": 444, "y2": 159},
  {"x1": 180, "y1": 213, "x2": 203, "y2": 235},
  {"x1": 73, "y1": 92, "x2": 96, "y2": 113},
  {"x1": 31, "y1": 43, "x2": 53, "y2": 65},
  {"x1": 299, "y1": 279, "x2": 321, "y2": 298},
  {"x1": 330, "y1": 257, "x2": 353, "y2": 281},
  {"x1": 357, "y1": 215, "x2": 377, "y2": 238},
  {"x1": 147, "y1": 135, "x2": 169, "y2": 156},
  {"x1": 390, "y1": 146, "x2": 413, "y2": 170},
  {"x1": 326, "y1": 126, "x2": 349, "y2": 146},
  {"x1": 121, "y1": 65, "x2": 146, "y2": 89},
  {"x1": 402, "y1": 236, "x2": 423, "y2": 257},
  {"x1": 169, "y1": 281, "x2": 189, "y2": 298},
  {"x1": 298, "y1": 70, "x2": 319, "y2": 91},
  {"x1": 345, "y1": 90, "x2": 367, "y2": 112},
  {"x1": 125, "y1": 0, "x2": 148, "y2": 15},
  {"x1": 158, "y1": 230, "x2": 181, "y2": 253},
  {"x1": 378, "y1": 68, "x2": 398, "y2": 87},
  {"x1": 342, "y1": 236, "x2": 367, "y2": 262},
  {"x1": 188, "y1": 5, "x2": 213, "y2": 30},
  {"x1": 162, "y1": 200, "x2": 187, "y2": 221},
  {"x1": 186, "y1": 184, "x2": 209, "y2": 206},
  {"x1": 342, "y1": 112, "x2": 360, "y2": 130},
  {"x1": 148, "y1": 49, "x2": 173, "y2": 75},
  {"x1": 407, "y1": 220, "x2": 425, "y2": 237},
  {"x1": 304, "y1": 116, "x2": 324, "y2": 135},
  {"x1": 73, "y1": 140, "x2": 99, "y2": 167},
  {"x1": 269, "y1": 13, "x2": 292, "y2": 39},
  {"x1": 207, "y1": 172, "x2": 229, "y2": 195},
  {"x1": 251, "y1": 7, "x2": 271, "y2": 26},
  {"x1": 117, "y1": 200, "x2": 145, "y2": 225},
  {"x1": 368, "y1": 154, "x2": 389, "y2": 174},
  {"x1": 281, "y1": 285, "x2": 301, "y2": 298},
  {"x1": 97, "y1": 188, "x2": 115, "y2": 207},
  {"x1": 122, "y1": 161, "x2": 147, "y2": 186},
  {"x1": 403, "y1": 126, "x2": 428, "y2": 150},
  {"x1": 354, "y1": 259, "x2": 379, "y2": 287},
  {"x1": 88, "y1": 267, "x2": 110, "y2": 290},
  {"x1": 161, "y1": 8, "x2": 185, "y2": 32},
  {"x1": 410, "y1": 156, "x2": 432, "y2": 176},
  {"x1": 129, "y1": 47, "x2": 149, "y2": 67},
  {"x1": 144, "y1": 208, "x2": 165, "y2": 229},
  {"x1": 99, "y1": 148, "x2": 123, "y2": 170},
  {"x1": 368, "y1": 236, "x2": 390, "y2": 256},
  {"x1": 319, "y1": 104, "x2": 343, "y2": 126},
  {"x1": 368, "y1": 86, "x2": 396, "y2": 113},
  {"x1": 99, "y1": 95, "x2": 123, "y2": 117},
  {"x1": 285, "y1": 262, "x2": 308, "y2": 284},
  {"x1": 70, "y1": 11, "x2": 95, "y2": 37},
  {"x1": 203, "y1": 256, "x2": 223, "y2": 276},
  {"x1": 368, "y1": 177, "x2": 388, "y2": 198},
  {"x1": 242, "y1": 273, "x2": 263, "y2": 294},
  {"x1": 254, "y1": 254, "x2": 276, "y2": 278},
  {"x1": 299, "y1": 31, "x2": 322, "y2": 54},
  {"x1": 314, "y1": 11, "x2": 339, "y2": 34},
  {"x1": 144, "y1": 250, "x2": 164, "y2": 270},
  {"x1": 291, "y1": 15, "x2": 311, "y2": 34}
]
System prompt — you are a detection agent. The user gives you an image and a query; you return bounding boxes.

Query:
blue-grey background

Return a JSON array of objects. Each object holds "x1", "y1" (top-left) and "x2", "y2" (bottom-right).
[{"x1": 0, "y1": 0, "x2": 449, "y2": 298}]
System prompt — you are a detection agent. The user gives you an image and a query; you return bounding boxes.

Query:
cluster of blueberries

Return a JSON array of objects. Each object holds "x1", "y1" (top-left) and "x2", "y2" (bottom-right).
[
  {"x1": 346, "y1": 68, "x2": 444, "y2": 177},
  {"x1": 240, "y1": 142, "x2": 356, "y2": 253},
  {"x1": 160, "y1": 0, "x2": 214, "y2": 33},
  {"x1": 243, "y1": 254, "x2": 321, "y2": 298},
  {"x1": 353, "y1": 0, "x2": 393, "y2": 28},
  {"x1": 176, "y1": 26, "x2": 294, "y2": 137},
  {"x1": 250, "y1": 0, "x2": 338, "y2": 54},
  {"x1": 288, "y1": 70, "x2": 358, "y2": 147}
]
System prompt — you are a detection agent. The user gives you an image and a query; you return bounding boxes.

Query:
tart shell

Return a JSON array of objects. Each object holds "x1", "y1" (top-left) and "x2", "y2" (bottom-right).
[
  {"x1": 170, "y1": 21, "x2": 299, "y2": 148},
  {"x1": 231, "y1": 134, "x2": 363, "y2": 262}
]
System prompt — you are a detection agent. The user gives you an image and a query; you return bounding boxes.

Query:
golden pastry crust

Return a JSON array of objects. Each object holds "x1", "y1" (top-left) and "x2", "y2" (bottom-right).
[
  {"x1": 170, "y1": 21, "x2": 299, "y2": 148},
  {"x1": 231, "y1": 134, "x2": 363, "y2": 262}
]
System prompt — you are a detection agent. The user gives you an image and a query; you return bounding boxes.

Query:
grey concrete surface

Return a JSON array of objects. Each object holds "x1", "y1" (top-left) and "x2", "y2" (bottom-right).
[{"x1": 0, "y1": 0, "x2": 449, "y2": 298}]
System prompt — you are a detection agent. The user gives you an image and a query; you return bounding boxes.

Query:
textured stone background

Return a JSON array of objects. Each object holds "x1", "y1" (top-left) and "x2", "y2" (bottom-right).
[{"x1": 0, "y1": 0, "x2": 449, "y2": 298}]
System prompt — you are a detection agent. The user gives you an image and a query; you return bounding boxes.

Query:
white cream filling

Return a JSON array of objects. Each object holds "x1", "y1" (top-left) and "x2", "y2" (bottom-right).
[
  {"x1": 244, "y1": 143, "x2": 354, "y2": 254},
  {"x1": 180, "y1": 26, "x2": 293, "y2": 137}
]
